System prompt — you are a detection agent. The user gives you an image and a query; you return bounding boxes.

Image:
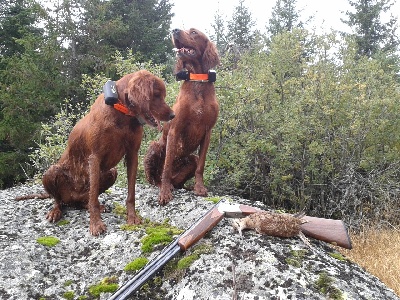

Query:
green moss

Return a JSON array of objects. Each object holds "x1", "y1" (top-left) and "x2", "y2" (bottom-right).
[
  {"x1": 140, "y1": 220, "x2": 183, "y2": 253},
  {"x1": 120, "y1": 224, "x2": 141, "y2": 231},
  {"x1": 161, "y1": 244, "x2": 214, "y2": 283},
  {"x1": 153, "y1": 276, "x2": 163, "y2": 285},
  {"x1": 37, "y1": 236, "x2": 60, "y2": 247},
  {"x1": 176, "y1": 243, "x2": 214, "y2": 270},
  {"x1": 192, "y1": 243, "x2": 214, "y2": 256},
  {"x1": 113, "y1": 202, "x2": 127, "y2": 217},
  {"x1": 285, "y1": 258, "x2": 301, "y2": 268},
  {"x1": 141, "y1": 230, "x2": 173, "y2": 253},
  {"x1": 77, "y1": 296, "x2": 88, "y2": 300},
  {"x1": 290, "y1": 249, "x2": 307, "y2": 258},
  {"x1": 205, "y1": 196, "x2": 223, "y2": 203},
  {"x1": 285, "y1": 249, "x2": 308, "y2": 268},
  {"x1": 329, "y1": 252, "x2": 347, "y2": 261},
  {"x1": 62, "y1": 291, "x2": 74, "y2": 300},
  {"x1": 177, "y1": 254, "x2": 199, "y2": 270},
  {"x1": 57, "y1": 219, "x2": 70, "y2": 226},
  {"x1": 63, "y1": 280, "x2": 74, "y2": 287},
  {"x1": 88, "y1": 277, "x2": 119, "y2": 298},
  {"x1": 124, "y1": 257, "x2": 149, "y2": 272},
  {"x1": 315, "y1": 272, "x2": 344, "y2": 300}
]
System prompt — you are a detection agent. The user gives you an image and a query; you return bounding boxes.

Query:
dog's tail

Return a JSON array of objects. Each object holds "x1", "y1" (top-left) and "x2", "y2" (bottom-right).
[{"x1": 15, "y1": 193, "x2": 51, "y2": 201}]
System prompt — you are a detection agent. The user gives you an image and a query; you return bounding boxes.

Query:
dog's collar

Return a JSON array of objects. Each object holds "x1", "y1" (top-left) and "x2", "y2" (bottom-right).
[
  {"x1": 175, "y1": 70, "x2": 216, "y2": 83},
  {"x1": 112, "y1": 101, "x2": 147, "y2": 125},
  {"x1": 112, "y1": 101, "x2": 134, "y2": 116},
  {"x1": 103, "y1": 80, "x2": 146, "y2": 125}
]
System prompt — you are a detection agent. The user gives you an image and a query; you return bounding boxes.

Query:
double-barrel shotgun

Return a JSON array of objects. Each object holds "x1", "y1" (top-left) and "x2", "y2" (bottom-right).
[{"x1": 109, "y1": 199, "x2": 352, "y2": 300}]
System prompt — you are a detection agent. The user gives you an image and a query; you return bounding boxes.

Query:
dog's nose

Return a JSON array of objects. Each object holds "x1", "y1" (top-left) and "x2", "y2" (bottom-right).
[
  {"x1": 169, "y1": 112, "x2": 175, "y2": 120},
  {"x1": 172, "y1": 28, "x2": 180, "y2": 35}
]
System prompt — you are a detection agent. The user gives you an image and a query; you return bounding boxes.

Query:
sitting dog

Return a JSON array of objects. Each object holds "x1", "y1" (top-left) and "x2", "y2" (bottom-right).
[
  {"x1": 144, "y1": 28, "x2": 220, "y2": 205},
  {"x1": 16, "y1": 70, "x2": 175, "y2": 235}
]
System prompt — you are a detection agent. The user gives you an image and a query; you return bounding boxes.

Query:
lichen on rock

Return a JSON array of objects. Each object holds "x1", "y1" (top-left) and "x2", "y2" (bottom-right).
[{"x1": 0, "y1": 183, "x2": 399, "y2": 300}]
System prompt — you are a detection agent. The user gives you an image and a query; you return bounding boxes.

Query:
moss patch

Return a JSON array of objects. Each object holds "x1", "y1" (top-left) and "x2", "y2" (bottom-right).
[
  {"x1": 113, "y1": 202, "x2": 127, "y2": 218},
  {"x1": 205, "y1": 196, "x2": 223, "y2": 204},
  {"x1": 165, "y1": 243, "x2": 214, "y2": 282},
  {"x1": 124, "y1": 257, "x2": 149, "y2": 272},
  {"x1": 37, "y1": 236, "x2": 60, "y2": 247},
  {"x1": 62, "y1": 291, "x2": 74, "y2": 300},
  {"x1": 329, "y1": 252, "x2": 347, "y2": 261},
  {"x1": 63, "y1": 280, "x2": 74, "y2": 287},
  {"x1": 120, "y1": 224, "x2": 141, "y2": 231},
  {"x1": 314, "y1": 272, "x2": 344, "y2": 300},
  {"x1": 285, "y1": 249, "x2": 308, "y2": 268},
  {"x1": 177, "y1": 243, "x2": 214, "y2": 270},
  {"x1": 140, "y1": 220, "x2": 183, "y2": 253},
  {"x1": 88, "y1": 277, "x2": 119, "y2": 298},
  {"x1": 56, "y1": 219, "x2": 70, "y2": 226}
]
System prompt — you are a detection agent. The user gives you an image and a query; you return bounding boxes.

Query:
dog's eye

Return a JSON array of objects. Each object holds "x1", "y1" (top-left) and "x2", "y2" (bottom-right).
[{"x1": 191, "y1": 30, "x2": 197, "y2": 35}]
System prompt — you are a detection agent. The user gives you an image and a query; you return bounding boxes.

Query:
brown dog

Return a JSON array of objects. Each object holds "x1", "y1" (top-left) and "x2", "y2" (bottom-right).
[
  {"x1": 16, "y1": 70, "x2": 174, "y2": 235},
  {"x1": 144, "y1": 28, "x2": 220, "y2": 205}
]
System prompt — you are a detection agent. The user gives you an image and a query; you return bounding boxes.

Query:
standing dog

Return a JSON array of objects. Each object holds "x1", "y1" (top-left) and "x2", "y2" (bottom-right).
[
  {"x1": 144, "y1": 28, "x2": 220, "y2": 205},
  {"x1": 16, "y1": 70, "x2": 175, "y2": 235}
]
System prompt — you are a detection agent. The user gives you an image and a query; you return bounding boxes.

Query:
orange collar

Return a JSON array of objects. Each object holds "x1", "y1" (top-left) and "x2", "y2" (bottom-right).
[
  {"x1": 189, "y1": 73, "x2": 209, "y2": 81},
  {"x1": 112, "y1": 101, "x2": 135, "y2": 117},
  {"x1": 176, "y1": 70, "x2": 216, "y2": 82},
  {"x1": 113, "y1": 99, "x2": 146, "y2": 125}
]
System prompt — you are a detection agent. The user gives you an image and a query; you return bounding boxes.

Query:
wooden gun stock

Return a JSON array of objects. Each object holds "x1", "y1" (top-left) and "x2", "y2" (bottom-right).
[{"x1": 300, "y1": 216, "x2": 352, "y2": 249}]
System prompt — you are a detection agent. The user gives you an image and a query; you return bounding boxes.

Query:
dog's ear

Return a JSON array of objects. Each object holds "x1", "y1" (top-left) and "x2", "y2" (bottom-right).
[
  {"x1": 125, "y1": 73, "x2": 153, "y2": 114},
  {"x1": 202, "y1": 40, "x2": 220, "y2": 70}
]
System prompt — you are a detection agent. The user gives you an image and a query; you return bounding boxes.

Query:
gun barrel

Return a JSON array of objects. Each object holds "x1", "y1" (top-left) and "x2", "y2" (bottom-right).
[
  {"x1": 109, "y1": 200, "x2": 225, "y2": 300},
  {"x1": 108, "y1": 243, "x2": 181, "y2": 300}
]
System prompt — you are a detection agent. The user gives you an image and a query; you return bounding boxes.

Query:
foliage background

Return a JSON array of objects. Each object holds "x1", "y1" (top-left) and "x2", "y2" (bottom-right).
[{"x1": 2, "y1": 0, "x2": 400, "y2": 229}]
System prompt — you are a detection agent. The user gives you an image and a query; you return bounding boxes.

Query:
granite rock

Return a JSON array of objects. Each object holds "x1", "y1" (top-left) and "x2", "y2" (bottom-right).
[{"x1": 0, "y1": 183, "x2": 398, "y2": 300}]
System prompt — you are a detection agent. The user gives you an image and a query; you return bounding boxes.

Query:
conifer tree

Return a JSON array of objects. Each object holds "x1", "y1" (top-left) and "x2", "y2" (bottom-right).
[
  {"x1": 267, "y1": 0, "x2": 303, "y2": 38},
  {"x1": 342, "y1": 0, "x2": 399, "y2": 57},
  {"x1": 227, "y1": 0, "x2": 255, "y2": 52}
]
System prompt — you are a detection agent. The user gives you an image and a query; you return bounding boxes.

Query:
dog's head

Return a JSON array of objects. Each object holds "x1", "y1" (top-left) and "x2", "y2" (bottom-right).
[
  {"x1": 124, "y1": 70, "x2": 174, "y2": 127},
  {"x1": 172, "y1": 28, "x2": 220, "y2": 74}
]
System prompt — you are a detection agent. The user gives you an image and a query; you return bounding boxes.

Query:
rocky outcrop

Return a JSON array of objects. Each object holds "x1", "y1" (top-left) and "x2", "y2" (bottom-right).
[{"x1": 0, "y1": 183, "x2": 398, "y2": 300}]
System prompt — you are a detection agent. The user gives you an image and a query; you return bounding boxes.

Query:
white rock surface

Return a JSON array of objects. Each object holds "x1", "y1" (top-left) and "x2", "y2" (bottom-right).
[{"x1": 0, "y1": 183, "x2": 398, "y2": 300}]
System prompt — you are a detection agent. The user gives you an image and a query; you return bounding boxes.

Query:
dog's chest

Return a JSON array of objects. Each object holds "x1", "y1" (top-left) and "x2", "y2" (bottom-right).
[{"x1": 189, "y1": 95, "x2": 218, "y2": 124}]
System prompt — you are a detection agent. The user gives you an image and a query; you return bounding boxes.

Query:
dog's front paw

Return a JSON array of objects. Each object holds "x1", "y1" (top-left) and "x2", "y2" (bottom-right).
[
  {"x1": 46, "y1": 207, "x2": 62, "y2": 223},
  {"x1": 158, "y1": 191, "x2": 173, "y2": 205},
  {"x1": 127, "y1": 214, "x2": 141, "y2": 225},
  {"x1": 90, "y1": 219, "x2": 107, "y2": 236},
  {"x1": 194, "y1": 183, "x2": 208, "y2": 197},
  {"x1": 158, "y1": 184, "x2": 173, "y2": 205}
]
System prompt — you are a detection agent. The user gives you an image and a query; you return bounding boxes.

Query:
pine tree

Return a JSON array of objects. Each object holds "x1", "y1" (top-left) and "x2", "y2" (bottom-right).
[
  {"x1": 211, "y1": 9, "x2": 228, "y2": 54},
  {"x1": 0, "y1": 0, "x2": 63, "y2": 187},
  {"x1": 0, "y1": 0, "x2": 44, "y2": 58},
  {"x1": 342, "y1": 0, "x2": 399, "y2": 57},
  {"x1": 267, "y1": 0, "x2": 303, "y2": 38},
  {"x1": 227, "y1": 0, "x2": 255, "y2": 52}
]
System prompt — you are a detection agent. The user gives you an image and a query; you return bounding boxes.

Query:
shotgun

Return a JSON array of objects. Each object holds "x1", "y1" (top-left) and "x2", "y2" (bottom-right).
[{"x1": 109, "y1": 199, "x2": 351, "y2": 300}]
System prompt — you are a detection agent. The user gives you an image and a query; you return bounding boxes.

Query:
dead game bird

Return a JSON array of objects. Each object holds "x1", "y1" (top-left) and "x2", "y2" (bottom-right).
[{"x1": 232, "y1": 211, "x2": 312, "y2": 248}]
